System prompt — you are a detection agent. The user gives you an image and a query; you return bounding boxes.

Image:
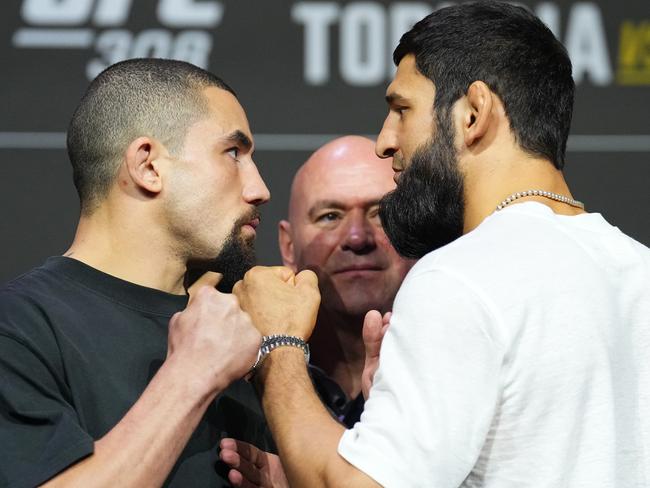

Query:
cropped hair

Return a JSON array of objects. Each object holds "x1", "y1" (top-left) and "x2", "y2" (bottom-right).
[
  {"x1": 394, "y1": 1, "x2": 574, "y2": 169},
  {"x1": 67, "y1": 58, "x2": 235, "y2": 214}
]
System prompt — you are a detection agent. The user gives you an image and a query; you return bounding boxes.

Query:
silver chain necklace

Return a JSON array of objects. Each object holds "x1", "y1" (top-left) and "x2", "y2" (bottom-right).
[{"x1": 496, "y1": 189, "x2": 585, "y2": 212}]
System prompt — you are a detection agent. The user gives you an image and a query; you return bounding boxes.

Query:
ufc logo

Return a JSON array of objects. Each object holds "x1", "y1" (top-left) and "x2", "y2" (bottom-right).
[{"x1": 21, "y1": 0, "x2": 223, "y2": 27}]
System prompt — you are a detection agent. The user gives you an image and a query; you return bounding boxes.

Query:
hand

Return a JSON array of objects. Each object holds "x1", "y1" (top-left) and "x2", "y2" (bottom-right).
[
  {"x1": 219, "y1": 438, "x2": 289, "y2": 488},
  {"x1": 167, "y1": 272, "x2": 261, "y2": 394},
  {"x1": 361, "y1": 310, "x2": 391, "y2": 400},
  {"x1": 232, "y1": 266, "x2": 320, "y2": 340}
]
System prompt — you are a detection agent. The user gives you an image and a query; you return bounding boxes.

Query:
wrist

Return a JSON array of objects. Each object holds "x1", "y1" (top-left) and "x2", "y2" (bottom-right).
[
  {"x1": 254, "y1": 346, "x2": 308, "y2": 388},
  {"x1": 162, "y1": 353, "x2": 223, "y2": 403},
  {"x1": 247, "y1": 335, "x2": 309, "y2": 382},
  {"x1": 141, "y1": 358, "x2": 218, "y2": 425}
]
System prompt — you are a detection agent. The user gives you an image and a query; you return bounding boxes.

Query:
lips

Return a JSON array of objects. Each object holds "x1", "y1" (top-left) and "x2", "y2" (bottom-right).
[
  {"x1": 332, "y1": 264, "x2": 384, "y2": 274},
  {"x1": 238, "y1": 209, "x2": 261, "y2": 229}
]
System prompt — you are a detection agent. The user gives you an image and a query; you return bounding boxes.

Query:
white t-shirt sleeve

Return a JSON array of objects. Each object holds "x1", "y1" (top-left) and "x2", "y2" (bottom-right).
[{"x1": 338, "y1": 267, "x2": 506, "y2": 487}]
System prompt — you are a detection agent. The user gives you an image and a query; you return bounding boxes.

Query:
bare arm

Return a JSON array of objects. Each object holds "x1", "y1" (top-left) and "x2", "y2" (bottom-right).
[
  {"x1": 220, "y1": 310, "x2": 391, "y2": 487},
  {"x1": 233, "y1": 267, "x2": 380, "y2": 488},
  {"x1": 256, "y1": 349, "x2": 379, "y2": 488},
  {"x1": 43, "y1": 357, "x2": 214, "y2": 487},
  {"x1": 42, "y1": 272, "x2": 260, "y2": 487}
]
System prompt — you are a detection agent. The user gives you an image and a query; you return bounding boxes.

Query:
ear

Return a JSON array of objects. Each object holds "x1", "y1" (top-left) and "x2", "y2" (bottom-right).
[
  {"x1": 278, "y1": 220, "x2": 298, "y2": 272},
  {"x1": 462, "y1": 81, "x2": 494, "y2": 147},
  {"x1": 124, "y1": 136, "x2": 164, "y2": 194}
]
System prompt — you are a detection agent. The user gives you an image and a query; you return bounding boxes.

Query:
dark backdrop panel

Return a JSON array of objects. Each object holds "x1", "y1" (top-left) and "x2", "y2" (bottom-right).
[{"x1": 1, "y1": 0, "x2": 649, "y2": 284}]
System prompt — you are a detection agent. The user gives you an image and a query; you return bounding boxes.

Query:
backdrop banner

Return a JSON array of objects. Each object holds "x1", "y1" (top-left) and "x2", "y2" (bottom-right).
[{"x1": 1, "y1": 0, "x2": 648, "y2": 282}]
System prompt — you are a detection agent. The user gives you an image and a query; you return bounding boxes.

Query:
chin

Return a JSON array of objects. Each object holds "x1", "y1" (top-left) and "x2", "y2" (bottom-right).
[{"x1": 339, "y1": 294, "x2": 389, "y2": 318}]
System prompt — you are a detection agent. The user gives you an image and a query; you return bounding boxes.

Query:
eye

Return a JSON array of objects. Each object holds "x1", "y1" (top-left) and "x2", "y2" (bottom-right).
[
  {"x1": 226, "y1": 147, "x2": 240, "y2": 161},
  {"x1": 316, "y1": 212, "x2": 341, "y2": 223}
]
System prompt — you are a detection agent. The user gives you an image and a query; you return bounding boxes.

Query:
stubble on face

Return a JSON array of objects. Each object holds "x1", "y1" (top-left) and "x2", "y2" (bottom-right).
[
  {"x1": 288, "y1": 138, "x2": 412, "y2": 320},
  {"x1": 185, "y1": 209, "x2": 260, "y2": 292},
  {"x1": 379, "y1": 109, "x2": 465, "y2": 259}
]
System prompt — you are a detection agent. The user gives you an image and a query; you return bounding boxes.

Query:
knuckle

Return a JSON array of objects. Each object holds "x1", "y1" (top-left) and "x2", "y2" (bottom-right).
[
  {"x1": 194, "y1": 285, "x2": 211, "y2": 300},
  {"x1": 303, "y1": 269, "x2": 318, "y2": 281},
  {"x1": 231, "y1": 281, "x2": 242, "y2": 294},
  {"x1": 169, "y1": 311, "x2": 181, "y2": 325},
  {"x1": 245, "y1": 266, "x2": 261, "y2": 280}
]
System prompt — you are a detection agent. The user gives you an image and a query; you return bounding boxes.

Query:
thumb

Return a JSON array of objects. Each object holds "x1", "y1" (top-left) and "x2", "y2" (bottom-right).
[
  {"x1": 187, "y1": 271, "x2": 222, "y2": 303},
  {"x1": 362, "y1": 310, "x2": 384, "y2": 360}
]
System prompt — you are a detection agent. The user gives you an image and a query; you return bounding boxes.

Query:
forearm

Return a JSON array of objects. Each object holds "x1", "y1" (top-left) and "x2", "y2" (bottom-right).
[
  {"x1": 42, "y1": 357, "x2": 217, "y2": 487},
  {"x1": 256, "y1": 349, "x2": 378, "y2": 488}
]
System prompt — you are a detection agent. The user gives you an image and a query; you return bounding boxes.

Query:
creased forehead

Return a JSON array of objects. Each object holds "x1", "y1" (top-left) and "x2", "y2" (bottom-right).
[{"x1": 288, "y1": 136, "x2": 395, "y2": 222}]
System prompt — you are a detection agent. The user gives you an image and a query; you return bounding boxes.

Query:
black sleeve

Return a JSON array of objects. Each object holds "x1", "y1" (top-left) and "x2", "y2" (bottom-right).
[{"x1": 0, "y1": 333, "x2": 94, "y2": 488}]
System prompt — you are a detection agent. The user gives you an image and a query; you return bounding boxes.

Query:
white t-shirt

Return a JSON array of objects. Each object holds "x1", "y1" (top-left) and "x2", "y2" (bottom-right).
[{"x1": 338, "y1": 202, "x2": 650, "y2": 487}]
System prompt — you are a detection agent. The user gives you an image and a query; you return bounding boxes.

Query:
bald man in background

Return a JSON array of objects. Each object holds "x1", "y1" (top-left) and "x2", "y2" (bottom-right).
[
  {"x1": 278, "y1": 135, "x2": 414, "y2": 425},
  {"x1": 219, "y1": 136, "x2": 413, "y2": 486}
]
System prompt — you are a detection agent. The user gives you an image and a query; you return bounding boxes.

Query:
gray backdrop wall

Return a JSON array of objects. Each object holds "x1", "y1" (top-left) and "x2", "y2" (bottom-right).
[{"x1": 1, "y1": 0, "x2": 649, "y2": 284}]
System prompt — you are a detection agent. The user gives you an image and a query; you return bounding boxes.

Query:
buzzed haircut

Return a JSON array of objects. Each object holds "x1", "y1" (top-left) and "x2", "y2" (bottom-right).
[
  {"x1": 67, "y1": 58, "x2": 235, "y2": 214},
  {"x1": 394, "y1": 1, "x2": 574, "y2": 169}
]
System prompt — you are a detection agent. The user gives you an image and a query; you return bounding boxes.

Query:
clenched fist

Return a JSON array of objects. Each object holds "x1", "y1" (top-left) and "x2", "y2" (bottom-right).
[
  {"x1": 167, "y1": 272, "x2": 261, "y2": 395},
  {"x1": 232, "y1": 266, "x2": 321, "y2": 340}
]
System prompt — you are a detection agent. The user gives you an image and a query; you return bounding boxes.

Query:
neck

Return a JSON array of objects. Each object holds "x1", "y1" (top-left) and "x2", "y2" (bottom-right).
[
  {"x1": 462, "y1": 153, "x2": 585, "y2": 234},
  {"x1": 309, "y1": 307, "x2": 366, "y2": 400},
  {"x1": 65, "y1": 203, "x2": 187, "y2": 295}
]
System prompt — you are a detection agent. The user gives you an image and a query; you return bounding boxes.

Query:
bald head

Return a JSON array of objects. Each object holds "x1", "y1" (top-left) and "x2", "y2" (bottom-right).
[
  {"x1": 288, "y1": 136, "x2": 394, "y2": 223},
  {"x1": 279, "y1": 135, "x2": 412, "y2": 319}
]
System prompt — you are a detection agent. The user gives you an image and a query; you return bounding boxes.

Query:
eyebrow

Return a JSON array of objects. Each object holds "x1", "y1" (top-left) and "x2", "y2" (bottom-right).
[
  {"x1": 222, "y1": 130, "x2": 253, "y2": 150},
  {"x1": 308, "y1": 200, "x2": 344, "y2": 219},
  {"x1": 385, "y1": 92, "x2": 409, "y2": 106},
  {"x1": 307, "y1": 199, "x2": 382, "y2": 219}
]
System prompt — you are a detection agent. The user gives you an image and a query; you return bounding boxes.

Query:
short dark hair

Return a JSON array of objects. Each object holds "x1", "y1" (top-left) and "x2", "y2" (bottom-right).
[
  {"x1": 394, "y1": 1, "x2": 574, "y2": 169},
  {"x1": 67, "y1": 58, "x2": 235, "y2": 214}
]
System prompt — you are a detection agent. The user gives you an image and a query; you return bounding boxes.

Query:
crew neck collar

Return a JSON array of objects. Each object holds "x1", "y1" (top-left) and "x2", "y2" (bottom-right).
[{"x1": 43, "y1": 256, "x2": 188, "y2": 316}]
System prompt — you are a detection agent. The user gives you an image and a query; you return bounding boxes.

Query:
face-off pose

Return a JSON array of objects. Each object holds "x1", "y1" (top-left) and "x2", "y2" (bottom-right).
[
  {"x1": 280, "y1": 135, "x2": 413, "y2": 422},
  {"x1": 0, "y1": 59, "x2": 274, "y2": 487},
  {"x1": 227, "y1": 2, "x2": 650, "y2": 487},
  {"x1": 220, "y1": 136, "x2": 413, "y2": 487}
]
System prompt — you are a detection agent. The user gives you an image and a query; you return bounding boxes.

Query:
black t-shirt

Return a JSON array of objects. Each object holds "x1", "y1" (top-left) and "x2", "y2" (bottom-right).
[
  {"x1": 309, "y1": 365, "x2": 365, "y2": 428},
  {"x1": 0, "y1": 257, "x2": 273, "y2": 488}
]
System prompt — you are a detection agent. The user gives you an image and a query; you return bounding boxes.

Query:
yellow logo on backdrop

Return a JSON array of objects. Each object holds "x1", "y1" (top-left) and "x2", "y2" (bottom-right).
[{"x1": 617, "y1": 21, "x2": 650, "y2": 85}]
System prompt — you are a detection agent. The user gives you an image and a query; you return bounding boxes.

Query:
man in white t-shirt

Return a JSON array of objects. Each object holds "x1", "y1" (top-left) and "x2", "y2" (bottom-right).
[{"x1": 227, "y1": 2, "x2": 650, "y2": 487}]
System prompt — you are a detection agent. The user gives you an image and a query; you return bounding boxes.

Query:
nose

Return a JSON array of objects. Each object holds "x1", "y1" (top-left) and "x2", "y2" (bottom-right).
[
  {"x1": 243, "y1": 161, "x2": 271, "y2": 206},
  {"x1": 375, "y1": 114, "x2": 398, "y2": 159},
  {"x1": 341, "y1": 213, "x2": 376, "y2": 253}
]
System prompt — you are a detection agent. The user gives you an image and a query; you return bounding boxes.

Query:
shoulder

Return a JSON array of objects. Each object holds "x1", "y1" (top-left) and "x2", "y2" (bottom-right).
[
  {"x1": 407, "y1": 202, "x2": 613, "y2": 282},
  {"x1": 391, "y1": 204, "x2": 577, "y2": 339},
  {"x1": 402, "y1": 208, "x2": 530, "y2": 285},
  {"x1": 0, "y1": 262, "x2": 70, "y2": 344}
]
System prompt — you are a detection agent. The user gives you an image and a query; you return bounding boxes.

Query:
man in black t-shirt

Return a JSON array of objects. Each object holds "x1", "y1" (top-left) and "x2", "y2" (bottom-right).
[{"x1": 0, "y1": 59, "x2": 274, "y2": 487}]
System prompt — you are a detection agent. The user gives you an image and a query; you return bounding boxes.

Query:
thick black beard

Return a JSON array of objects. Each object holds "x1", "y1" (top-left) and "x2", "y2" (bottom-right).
[
  {"x1": 185, "y1": 220, "x2": 256, "y2": 293},
  {"x1": 379, "y1": 112, "x2": 465, "y2": 259}
]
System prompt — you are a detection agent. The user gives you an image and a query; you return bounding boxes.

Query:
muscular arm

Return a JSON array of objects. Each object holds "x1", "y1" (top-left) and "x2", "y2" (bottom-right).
[
  {"x1": 254, "y1": 348, "x2": 380, "y2": 488},
  {"x1": 231, "y1": 267, "x2": 378, "y2": 488},
  {"x1": 40, "y1": 272, "x2": 260, "y2": 487},
  {"x1": 235, "y1": 266, "x2": 504, "y2": 487},
  {"x1": 42, "y1": 357, "x2": 217, "y2": 487}
]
